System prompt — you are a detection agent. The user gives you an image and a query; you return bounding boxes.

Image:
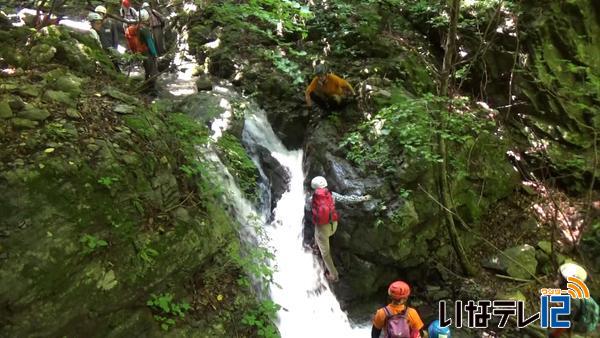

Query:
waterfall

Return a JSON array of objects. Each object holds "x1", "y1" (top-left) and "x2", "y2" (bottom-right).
[{"x1": 243, "y1": 110, "x2": 371, "y2": 337}]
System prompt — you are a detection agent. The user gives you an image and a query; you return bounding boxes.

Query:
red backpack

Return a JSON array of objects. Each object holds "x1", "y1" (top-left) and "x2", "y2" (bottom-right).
[
  {"x1": 312, "y1": 188, "x2": 338, "y2": 226},
  {"x1": 125, "y1": 24, "x2": 147, "y2": 53}
]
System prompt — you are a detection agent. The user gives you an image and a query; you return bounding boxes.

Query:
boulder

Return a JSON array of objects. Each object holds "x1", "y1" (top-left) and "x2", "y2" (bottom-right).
[
  {"x1": 11, "y1": 117, "x2": 38, "y2": 129},
  {"x1": 0, "y1": 100, "x2": 12, "y2": 119},
  {"x1": 44, "y1": 90, "x2": 75, "y2": 107},
  {"x1": 17, "y1": 106, "x2": 50, "y2": 121},
  {"x1": 196, "y1": 76, "x2": 213, "y2": 91},
  {"x1": 502, "y1": 244, "x2": 538, "y2": 279},
  {"x1": 255, "y1": 145, "x2": 290, "y2": 212},
  {"x1": 30, "y1": 44, "x2": 56, "y2": 64}
]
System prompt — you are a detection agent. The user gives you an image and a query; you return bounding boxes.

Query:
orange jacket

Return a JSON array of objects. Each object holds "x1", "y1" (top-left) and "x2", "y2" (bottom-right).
[{"x1": 305, "y1": 73, "x2": 355, "y2": 106}]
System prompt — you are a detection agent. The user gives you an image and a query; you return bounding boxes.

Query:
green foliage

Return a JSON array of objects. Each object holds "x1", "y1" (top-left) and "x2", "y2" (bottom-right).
[
  {"x1": 340, "y1": 93, "x2": 496, "y2": 176},
  {"x1": 241, "y1": 299, "x2": 281, "y2": 338},
  {"x1": 264, "y1": 50, "x2": 304, "y2": 85},
  {"x1": 147, "y1": 293, "x2": 191, "y2": 331},
  {"x1": 98, "y1": 176, "x2": 119, "y2": 187},
  {"x1": 216, "y1": 133, "x2": 259, "y2": 202},
  {"x1": 210, "y1": 0, "x2": 312, "y2": 41},
  {"x1": 80, "y1": 234, "x2": 108, "y2": 254}
]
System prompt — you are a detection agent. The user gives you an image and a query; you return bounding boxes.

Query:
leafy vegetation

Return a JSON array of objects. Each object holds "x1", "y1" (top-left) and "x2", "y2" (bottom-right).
[
  {"x1": 147, "y1": 293, "x2": 191, "y2": 331},
  {"x1": 216, "y1": 133, "x2": 259, "y2": 202}
]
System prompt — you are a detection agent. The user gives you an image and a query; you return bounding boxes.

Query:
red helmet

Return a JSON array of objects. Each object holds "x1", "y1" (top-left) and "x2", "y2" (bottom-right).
[
  {"x1": 122, "y1": 0, "x2": 131, "y2": 8},
  {"x1": 388, "y1": 280, "x2": 411, "y2": 300}
]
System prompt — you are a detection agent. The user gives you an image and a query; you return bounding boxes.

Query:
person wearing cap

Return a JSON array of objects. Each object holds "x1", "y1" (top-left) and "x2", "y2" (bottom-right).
[
  {"x1": 307, "y1": 176, "x2": 370, "y2": 282},
  {"x1": 87, "y1": 12, "x2": 104, "y2": 47},
  {"x1": 140, "y1": 2, "x2": 166, "y2": 55},
  {"x1": 305, "y1": 63, "x2": 355, "y2": 110},
  {"x1": 119, "y1": 0, "x2": 138, "y2": 30},
  {"x1": 371, "y1": 280, "x2": 428, "y2": 338},
  {"x1": 550, "y1": 262, "x2": 598, "y2": 337},
  {"x1": 94, "y1": 5, "x2": 120, "y2": 71}
]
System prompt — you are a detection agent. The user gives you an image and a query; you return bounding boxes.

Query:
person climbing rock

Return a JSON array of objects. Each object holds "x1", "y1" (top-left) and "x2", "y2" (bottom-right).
[
  {"x1": 305, "y1": 63, "x2": 355, "y2": 113},
  {"x1": 428, "y1": 320, "x2": 451, "y2": 338},
  {"x1": 94, "y1": 5, "x2": 120, "y2": 71},
  {"x1": 549, "y1": 262, "x2": 599, "y2": 337},
  {"x1": 140, "y1": 2, "x2": 166, "y2": 55},
  {"x1": 308, "y1": 175, "x2": 370, "y2": 282},
  {"x1": 371, "y1": 280, "x2": 428, "y2": 338}
]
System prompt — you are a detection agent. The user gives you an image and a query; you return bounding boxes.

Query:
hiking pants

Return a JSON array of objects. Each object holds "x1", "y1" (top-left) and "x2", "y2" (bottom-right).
[{"x1": 315, "y1": 221, "x2": 338, "y2": 279}]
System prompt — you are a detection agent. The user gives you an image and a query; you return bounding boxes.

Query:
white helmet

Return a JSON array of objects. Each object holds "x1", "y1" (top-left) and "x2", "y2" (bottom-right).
[
  {"x1": 94, "y1": 5, "x2": 107, "y2": 15},
  {"x1": 559, "y1": 262, "x2": 588, "y2": 282},
  {"x1": 87, "y1": 12, "x2": 103, "y2": 22},
  {"x1": 141, "y1": 2, "x2": 150, "y2": 8},
  {"x1": 139, "y1": 9, "x2": 150, "y2": 22},
  {"x1": 310, "y1": 176, "x2": 327, "y2": 189}
]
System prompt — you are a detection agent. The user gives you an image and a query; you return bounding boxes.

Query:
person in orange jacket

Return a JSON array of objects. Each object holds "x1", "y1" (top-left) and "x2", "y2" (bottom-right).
[
  {"x1": 372, "y1": 280, "x2": 428, "y2": 338},
  {"x1": 305, "y1": 63, "x2": 355, "y2": 110}
]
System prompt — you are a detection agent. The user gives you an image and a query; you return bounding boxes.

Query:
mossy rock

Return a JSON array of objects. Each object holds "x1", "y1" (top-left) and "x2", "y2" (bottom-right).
[
  {"x1": 17, "y1": 106, "x2": 50, "y2": 121},
  {"x1": 30, "y1": 43, "x2": 57, "y2": 64},
  {"x1": 44, "y1": 90, "x2": 75, "y2": 107},
  {"x1": 0, "y1": 100, "x2": 13, "y2": 119}
]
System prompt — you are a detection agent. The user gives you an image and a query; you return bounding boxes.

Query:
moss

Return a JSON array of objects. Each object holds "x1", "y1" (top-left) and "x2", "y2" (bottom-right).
[{"x1": 216, "y1": 133, "x2": 259, "y2": 202}]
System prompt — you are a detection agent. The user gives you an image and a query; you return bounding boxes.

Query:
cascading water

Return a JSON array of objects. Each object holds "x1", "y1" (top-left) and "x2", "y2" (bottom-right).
[{"x1": 242, "y1": 110, "x2": 371, "y2": 337}]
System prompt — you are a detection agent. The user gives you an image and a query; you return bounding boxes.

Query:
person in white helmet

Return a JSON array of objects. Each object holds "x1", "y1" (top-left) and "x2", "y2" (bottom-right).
[
  {"x1": 87, "y1": 12, "x2": 104, "y2": 47},
  {"x1": 140, "y1": 2, "x2": 166, "y2": 55},
  {"x1": 550, "y1": 262, "x2": 599, "y2": 337},
  {"x1": 93, "y1": 5, "x2": 120, "y2": 71},
  {"x1": 307, "y1": 175, "x2": 371, "y2": 282}
]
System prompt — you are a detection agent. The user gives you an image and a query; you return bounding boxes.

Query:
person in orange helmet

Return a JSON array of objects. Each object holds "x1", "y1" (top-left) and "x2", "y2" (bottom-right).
[
  {"x1": 305, "y1": 63, "x2": 355, "y2": 111},
  {"x1": 371, "y1": 280, "x2": 428, "y2": 338}
]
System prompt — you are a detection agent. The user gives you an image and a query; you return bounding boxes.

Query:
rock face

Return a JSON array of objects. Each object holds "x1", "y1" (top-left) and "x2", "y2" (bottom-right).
[{"x1": 254, "y1": 145, "x2": 291, "y2": 215}]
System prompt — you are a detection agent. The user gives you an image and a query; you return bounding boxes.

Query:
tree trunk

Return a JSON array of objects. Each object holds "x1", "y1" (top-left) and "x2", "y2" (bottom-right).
[{"x1": 436, "y1": 0, "x2": 477, "y2": 277}]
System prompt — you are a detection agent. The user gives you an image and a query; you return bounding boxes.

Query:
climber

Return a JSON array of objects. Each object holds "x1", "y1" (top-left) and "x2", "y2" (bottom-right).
[
  {"x1": 371, "y1": 280, "x2": 428, "y2": 338},
  {"x1": 87, "y1": 12, "x2": 104, "y2": 48},
  {"x1": 428, "y1": 320, "x2": 451, "y2": 338},
  {"x1": 119, "y1": 0, "x2": 138, "y2": 31},
  {"x1": 549, "y1": 262, "x2": 599, "y2": 337},
  {"x1": 140, "y1": 2, "x2": 166, "y2": 55},
  {"x1": 93, "y1": 5, "x2": 120, "y2": 71},
  {"x1": 305, "y1": 63, "x2": 355, "y2": 112},
  {"x1": 308, "y1": 176, "x2": 370, "y2": 282},
  {"x1": 124, "y1": 9, "x2": 158, "y2": 89}
]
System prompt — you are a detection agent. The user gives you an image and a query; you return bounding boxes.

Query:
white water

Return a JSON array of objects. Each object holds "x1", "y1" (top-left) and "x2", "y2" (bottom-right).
[{"x1": 243, "y1": 111, "x2": 371, "y2": 337}]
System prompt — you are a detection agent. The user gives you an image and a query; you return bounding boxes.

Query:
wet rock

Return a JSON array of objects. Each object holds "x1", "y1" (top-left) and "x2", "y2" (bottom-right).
[
  {"x1": 177, "y1": 92, "x2": 225, "y2": 124},
  {"x1": 17, "y1": 106, "x2": 50, "y2": 121},
  {"x1": 255, "y1": 145, "x2": 291, "y2": 211},
  {"x1": 196, "y1": 76, "x2": 213, "y2": 91},
  {"x1": 0, "y1": 100, "x2": 13, "y2": 119},
  {"x1": 11, "y1": 117, "x2": 38, "y2": 129},
  {"x1": 481, "y1": 255, "x2": 507, "y2": 272}
]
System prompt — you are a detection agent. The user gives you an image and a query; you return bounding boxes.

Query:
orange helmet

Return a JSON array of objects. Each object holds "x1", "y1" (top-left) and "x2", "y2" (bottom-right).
[{"x1": 388, "y1": 280, "x2": 411, "y2": 300}]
